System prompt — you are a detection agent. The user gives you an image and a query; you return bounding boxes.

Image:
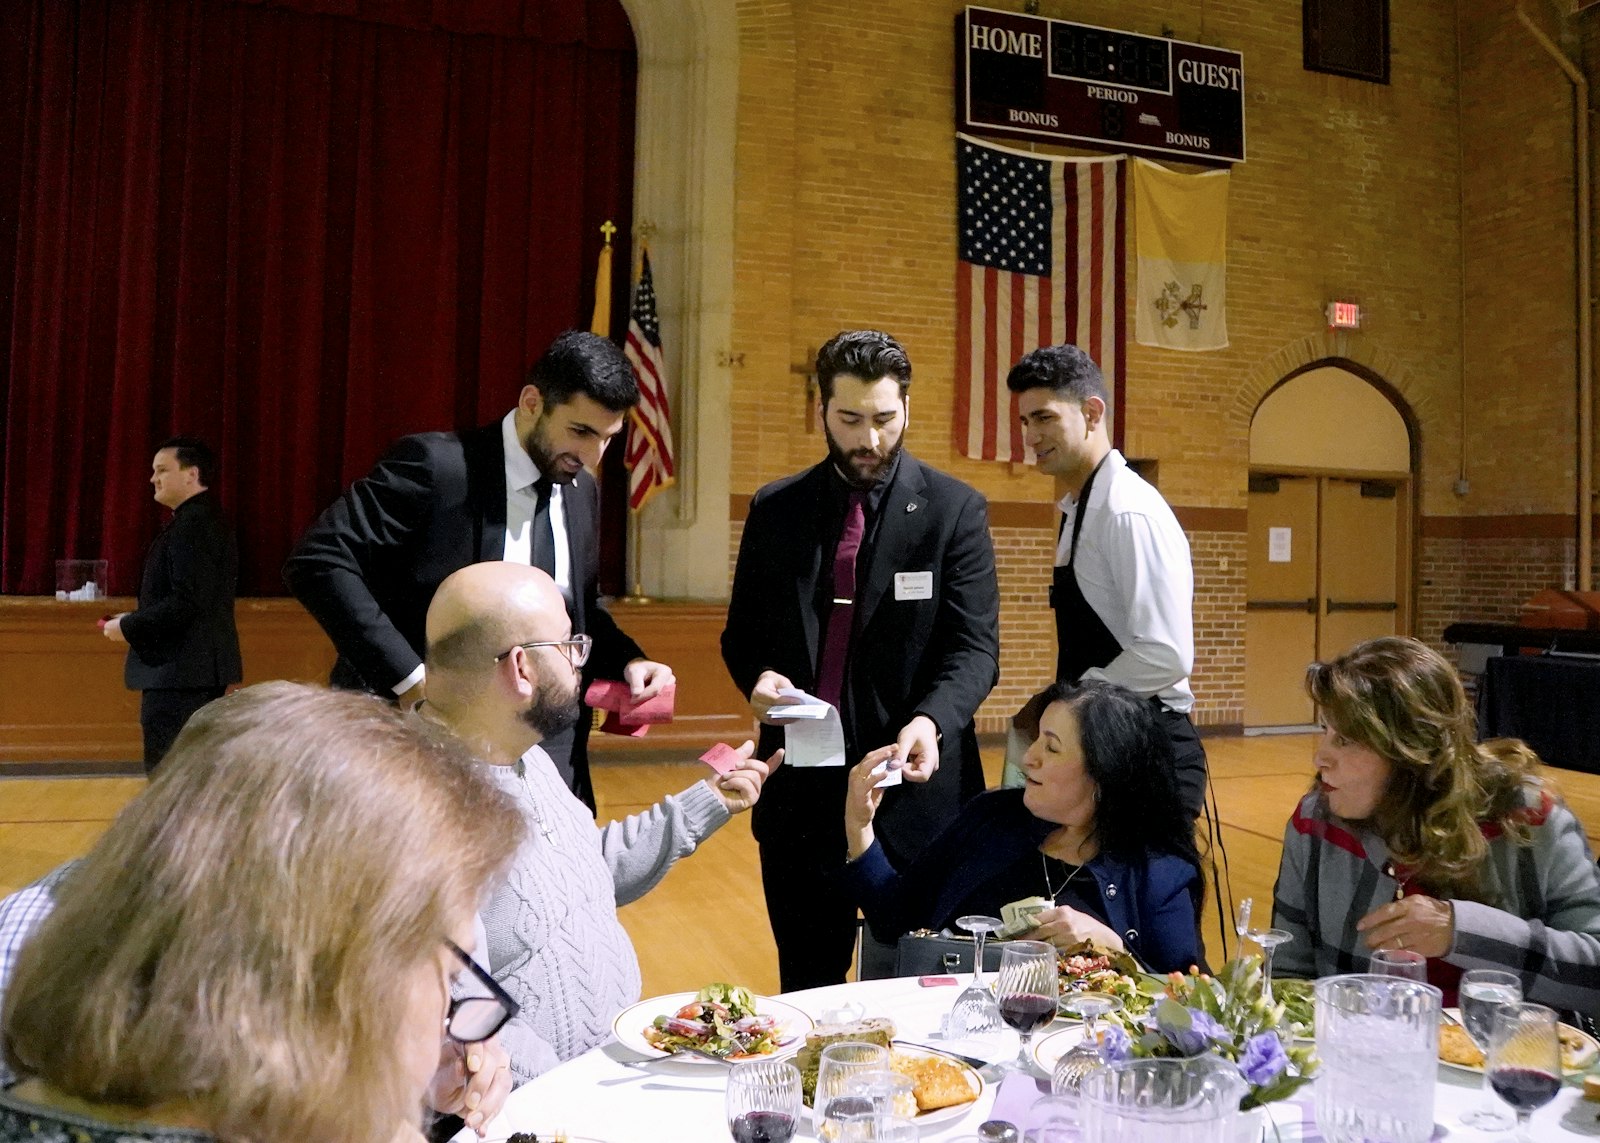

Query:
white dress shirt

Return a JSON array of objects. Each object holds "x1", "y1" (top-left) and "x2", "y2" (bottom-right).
[
  {"x1": 1055, "y1": 449, "x2": 1196, "y2": 711},
  {"x1": 389, "y1": 411, "x2": 575, "y2": 697}
]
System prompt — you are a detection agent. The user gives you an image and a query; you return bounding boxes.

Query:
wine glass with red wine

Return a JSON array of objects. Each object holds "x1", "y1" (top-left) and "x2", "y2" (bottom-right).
[
  {"x1": 725, "y1": 1058, "x2": 802, "y2": 1143},
  {"x1": 1485, "y1": 1002, "x2": 1562, "y2": 1143},
  {"x1": 994, "y1": 939, "x2": 1059, "y2": 1075}
]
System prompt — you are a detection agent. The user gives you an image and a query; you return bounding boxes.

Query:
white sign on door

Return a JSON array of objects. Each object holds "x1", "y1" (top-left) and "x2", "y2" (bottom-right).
[{"x1": 1268, "y1": 527, "x2": 1292, "y2": 563}]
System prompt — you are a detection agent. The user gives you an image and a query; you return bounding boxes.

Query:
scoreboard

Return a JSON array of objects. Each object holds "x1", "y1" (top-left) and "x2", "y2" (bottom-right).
[{"x1": 958, "y1": 7, "x2": 1246, "y2": 164}]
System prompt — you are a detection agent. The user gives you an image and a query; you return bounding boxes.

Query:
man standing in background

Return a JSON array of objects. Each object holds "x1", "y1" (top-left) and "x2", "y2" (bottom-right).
[
  {"x1": 722, "y1": 329, "x2": 1000, "y2": 990},
  {"x1": 284, "y1": 331, "x2": 672, "y2": 810},
  {"x1": 1007, "y1": 344, "x2": 1208, "y2": 818},
  {"x1": 102, "y1": 437, "x2": 241, "y2": 772}
]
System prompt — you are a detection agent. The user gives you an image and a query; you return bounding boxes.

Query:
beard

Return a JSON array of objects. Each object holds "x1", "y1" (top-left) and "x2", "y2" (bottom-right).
[
  {"x1": 522, "y1": 415, "x2": 578, "y2": 486},
  {"x1": 824, "y1": 424, "x2": 904, "y2": 490},
  {"x1": 520, "y1": 674, "x2": 583, "y2": 739}
]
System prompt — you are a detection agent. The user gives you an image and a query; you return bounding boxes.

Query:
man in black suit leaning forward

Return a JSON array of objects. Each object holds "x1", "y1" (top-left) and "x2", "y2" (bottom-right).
[
  {"x1": 103, "y1": 437, "x2": 242, "y2": 772},
  {"x1": 722, "y1": 329, "x2": 1001, "y2": 990},
  {"x1": 285, "y1": 331, "x2": 673, "y2": 810}
]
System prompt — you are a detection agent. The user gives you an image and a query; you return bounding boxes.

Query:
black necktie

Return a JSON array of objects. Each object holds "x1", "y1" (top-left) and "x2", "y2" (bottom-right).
[{"x1": 531, "y1": 478, "x2": 556, "y2": 576}]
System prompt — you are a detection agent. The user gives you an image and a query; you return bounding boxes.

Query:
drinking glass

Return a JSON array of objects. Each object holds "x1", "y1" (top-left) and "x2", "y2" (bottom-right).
[
  {"x1": 1313, "y1": 974, "x2": 1440, "y2": 1143},
  {"x1": 1486, "y1": 1003, "x2": 1562, "y2": 1143},
  {"x1": 949, "y1": 914, "x2": 1004, "y2": 1037},
  {"x1": 838, "y1": 1114, "x2": 919, "y2": 1142},
  {"x1": 841, "y1": 1070, "x2": 917, "y2": 1121},
  {"x1": 1368, "y1": 948, "x2": 1427, "y2": 981},
  {"x1": 1458, "y1": 967, "x2": 1522, "y2": 1130},
  {"x1": 1233, "y1": 897, "x2": 1253, "y2": 957},
  {"x1": 725, "y1": 1058, "x2": 802, "y2": 1143},
  {"x1": 994, "y1": 939, "x2": 1059, "y2": 1075},
  {"x1": 816, "y1": 1041, "x2": 892, "y2": 1137}
]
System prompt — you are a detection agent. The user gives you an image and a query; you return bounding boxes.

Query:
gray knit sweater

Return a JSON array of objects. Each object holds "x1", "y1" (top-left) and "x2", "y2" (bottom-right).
[
  {"x1": 481, "y1": 746, "x2": 730, "y2": 1082},
  {"x1": 1271, "y1": 783, "x2": 1600, "y2": 1015}
]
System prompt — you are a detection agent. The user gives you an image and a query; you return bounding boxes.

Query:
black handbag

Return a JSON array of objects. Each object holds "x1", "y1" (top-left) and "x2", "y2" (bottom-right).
[{"x1": 892, "y1": 929, "x2": 1008, "y2": 977}]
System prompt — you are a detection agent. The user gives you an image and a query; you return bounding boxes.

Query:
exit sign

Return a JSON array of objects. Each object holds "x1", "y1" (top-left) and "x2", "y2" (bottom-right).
[{"x1": 1326, "y1": 301, "x2": 1362, "y2": 329}]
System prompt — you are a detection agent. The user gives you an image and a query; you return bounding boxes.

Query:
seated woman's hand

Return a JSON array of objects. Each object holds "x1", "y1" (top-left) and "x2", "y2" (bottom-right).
[
  {"x1": 1027, "y1": 904, "x2": 1126, "y2": 954},
  {"x1": 845, "y1": 746, "x2": 899, "y2": 859},
  {"x1": 427, "y1": 1033, "x2": 513, "y2": 1136},
  {"x1": 1356, "y1": 894, "x2": 1455, "y2": 959}
]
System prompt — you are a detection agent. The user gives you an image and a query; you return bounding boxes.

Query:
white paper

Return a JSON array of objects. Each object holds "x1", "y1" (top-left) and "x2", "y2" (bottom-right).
[
  {"x1": 1268, "y1": 527, "x2": 1292, "y2": 563},
  {"x1": 893, "y1": 571, "x2": 933, "y2": 601},
  {"x1": 869, "y1": 756, "x2": 904, "y2": 788},
  {"x1": 774, "y1": 688, "x2": 847, "y2": 767}
]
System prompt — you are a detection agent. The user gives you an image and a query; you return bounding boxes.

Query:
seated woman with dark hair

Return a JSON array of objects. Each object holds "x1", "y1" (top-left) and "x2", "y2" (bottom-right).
[
  {"x1": 0, "y1": 682, "x2": 525, "y2": 1143},
  {"x1": 1271, "y1": 636, "x2": 1600, "y2": 1012},
  {"x1": 840, "y1": 679, "x2": 1204, "y2": 973}
]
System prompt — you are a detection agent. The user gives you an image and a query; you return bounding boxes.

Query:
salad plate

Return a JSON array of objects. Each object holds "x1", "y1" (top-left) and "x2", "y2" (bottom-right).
[
  {"x1": 612, "y1": 987, "x2": 813, "y2": 1062},
  {"x1": 1031, "y1": 1025, "x2": 1091, "y2": 1074}
]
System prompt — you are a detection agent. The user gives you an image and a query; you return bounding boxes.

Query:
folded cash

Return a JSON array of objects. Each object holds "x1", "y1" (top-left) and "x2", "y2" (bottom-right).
[{"x1": 997, "y1": 895, "x2": 1053, "y2": 939}]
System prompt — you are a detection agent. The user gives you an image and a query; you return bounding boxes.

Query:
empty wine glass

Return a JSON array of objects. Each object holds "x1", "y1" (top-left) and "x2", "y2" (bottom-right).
[
  {"x1": 949, "y1": 914, "x2": 1004, "y2": 1037},
  {"x1": 1051, "y1": 992, "x2": 1121, "y2": 1094},
  {"x1": 994, "y1": 940, "x2": 1058, "y2": 1075},
  {"x1": 1486, "y1": 1002, "x2": 1562, "y2": 1142},
  {"x1": 1243, "y1": 923, "x2": 1292, "y2": 1006},
  {"x1": 1458, "y1": 968, "x2": 1523, "y2": 1130},
  {"x1": 726, "y1": 1058, "x2": 802, "y2": 1143},
  {"x1": 1233, "y1": 897, "x2": 1253, "y2": 956},
  {"x1": 1369, "y1": 948, "x2": 1428, "y2": 981}
]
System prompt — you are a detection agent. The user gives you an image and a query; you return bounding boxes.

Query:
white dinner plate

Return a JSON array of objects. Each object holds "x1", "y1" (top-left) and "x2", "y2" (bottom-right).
[
  {"x1": 1031, "y1": 1024, "x2": 1091, "y2": 1074},
  {"x1": 1438, "y1": 1012, "x2": 1599, "y2": 1076},
  {"x1": 807, "y1": 1042, "x2": 986, "y2": 1132},
  {"x1": 610, "y1": 991, "x2": 813, "y2": 1062},
  {"x1": 485, "y1": 1133, "x2": 609, "y2": 1143}
]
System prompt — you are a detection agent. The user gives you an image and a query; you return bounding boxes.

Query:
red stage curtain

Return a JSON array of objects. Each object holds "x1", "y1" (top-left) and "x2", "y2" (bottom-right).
[{"x1": 0, "y1": 0, "x2": 636, "y2": 596}]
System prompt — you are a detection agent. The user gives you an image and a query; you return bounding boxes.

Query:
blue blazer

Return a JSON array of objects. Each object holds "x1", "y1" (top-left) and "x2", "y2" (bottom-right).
[{"x1": 838, "y1": 789, "x2": 1203, "y2": 973}]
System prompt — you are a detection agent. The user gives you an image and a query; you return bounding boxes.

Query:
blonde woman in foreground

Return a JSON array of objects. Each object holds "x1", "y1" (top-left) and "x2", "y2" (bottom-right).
[{"x1": 0, "y1": 682, "x2": 525, "y2": 1143}]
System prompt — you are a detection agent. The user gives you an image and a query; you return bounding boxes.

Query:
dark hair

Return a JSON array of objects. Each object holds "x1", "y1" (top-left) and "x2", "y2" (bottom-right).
[
  {"x1": 527, "y1": 330, "x2": 639, "y2": 412},
  {"x1": 1004, "y1": 344, "x2": 1108, "y2": 404},
  {"x1": 1025, "y1": 679, "x2": 1204, "y2": 895},
  {"x1": 157, "y1": 436, "x2": 218, "y2": 487},
  {"x1": 815, "y1": 329, "x2": 912, "y2": 405}
]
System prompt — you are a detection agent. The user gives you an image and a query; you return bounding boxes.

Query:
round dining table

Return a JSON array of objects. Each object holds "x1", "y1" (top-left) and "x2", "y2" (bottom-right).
[{"x1": 463, "y1": 976, "x2": 1600, "y2": 1142}]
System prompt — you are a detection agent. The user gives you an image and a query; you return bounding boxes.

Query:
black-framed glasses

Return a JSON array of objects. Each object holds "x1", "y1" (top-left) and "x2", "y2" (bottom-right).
[
  {"x1": 444, "y1": 939, "x2": 519, "y2": 1043},
  {"x1": 493, "y1": 633, "x2": 592, "y2": 668}
]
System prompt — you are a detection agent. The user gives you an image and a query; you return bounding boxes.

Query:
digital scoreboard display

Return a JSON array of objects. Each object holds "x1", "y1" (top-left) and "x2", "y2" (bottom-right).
[{"x1": 958, "y1": 7, "x2": 1246, "y2": 164}]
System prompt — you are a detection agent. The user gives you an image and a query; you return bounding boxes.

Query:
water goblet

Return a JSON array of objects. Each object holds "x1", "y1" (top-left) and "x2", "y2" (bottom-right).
[
  {"x1": 949, "y1": 914, "x2": 1004, "y2": 1037},
  {"x1": 994, "y1": 940, "x2": 1058, "y2": 1075},
  {"x1": 1368, "y1": 948, "x2": 1428, "y2": 981},
  {"x1": 816, "y1": 1041, "x2": 891, "y2": 1138},
  {"x1": 1458, "y1": 968, "x2": 1523, "y2": 1130},
  {"x1": 1486, "y1": 1002, "x2": 1562, "y2": 1143},
  {"x1": 1051, "y1": 992, "x2": 1121, "y2": 1094},
  {"x1": 1243, "y1": 925, "x2": 1292, "y2": 1006},
  {"x1": 725, "y1": 1058, "x2": 802, "y2": 1143}
]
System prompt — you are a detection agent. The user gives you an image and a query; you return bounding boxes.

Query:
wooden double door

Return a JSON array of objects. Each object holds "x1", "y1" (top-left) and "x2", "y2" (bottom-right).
[{"x1": 1244, "y1": 473, "x2": 1411, "y2": 726}]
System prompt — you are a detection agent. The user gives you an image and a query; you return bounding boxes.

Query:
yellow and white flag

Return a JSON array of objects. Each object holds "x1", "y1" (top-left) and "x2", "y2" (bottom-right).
[{"x1": 1133, "y1": 158, "x2": 1229, "y2": 351}]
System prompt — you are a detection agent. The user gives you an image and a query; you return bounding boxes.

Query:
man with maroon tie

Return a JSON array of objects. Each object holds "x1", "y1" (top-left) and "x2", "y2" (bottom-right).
[{"x1": 722, "y1": 329, "x2": 1000, "y2": 990}]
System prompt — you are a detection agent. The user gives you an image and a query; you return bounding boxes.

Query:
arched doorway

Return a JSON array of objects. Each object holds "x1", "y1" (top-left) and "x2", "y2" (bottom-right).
[{"x1": 1244, "y1": 363, "x2": 1416, "y2": 727}]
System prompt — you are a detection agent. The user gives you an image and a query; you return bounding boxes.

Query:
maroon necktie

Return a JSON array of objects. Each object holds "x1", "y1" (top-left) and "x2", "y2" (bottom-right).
[{"x1": 815, "y1": 492, "x2": 866, "y2": 707}]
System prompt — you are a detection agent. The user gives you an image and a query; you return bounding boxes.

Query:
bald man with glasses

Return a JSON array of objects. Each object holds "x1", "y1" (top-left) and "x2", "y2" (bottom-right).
[{"x1": 423, "y1": 561, "x2": 781, "y2": 1083}]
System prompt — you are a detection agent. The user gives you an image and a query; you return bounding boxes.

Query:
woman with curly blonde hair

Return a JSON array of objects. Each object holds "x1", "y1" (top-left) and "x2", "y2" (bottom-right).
[
  {"x1": 1270, "y1": 636, "x2": 1600, "y2": 1011},
  {"x1": 0, "y1": 682, "x2": 525, "y2": 1143}
]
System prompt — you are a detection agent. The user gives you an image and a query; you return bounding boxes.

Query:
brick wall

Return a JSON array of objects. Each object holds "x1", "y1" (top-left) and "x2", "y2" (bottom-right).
[{"x1": 717, "y1": 0, "x2": 1592, "y2": 728}]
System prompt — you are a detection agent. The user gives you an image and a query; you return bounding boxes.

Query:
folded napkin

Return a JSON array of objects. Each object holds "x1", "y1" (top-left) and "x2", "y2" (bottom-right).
[
  {"x1": 988, "y1": 1070, "x2": 1050, "y2": 1127},
  {"x1": 585, "y1": 680, "x2": 676, "y2": 737}
]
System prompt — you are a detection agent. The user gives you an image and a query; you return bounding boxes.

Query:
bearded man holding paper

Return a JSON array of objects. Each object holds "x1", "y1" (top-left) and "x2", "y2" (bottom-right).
[{"x1": 721, "y1": 329, "x2": 1001, "y2": 991}]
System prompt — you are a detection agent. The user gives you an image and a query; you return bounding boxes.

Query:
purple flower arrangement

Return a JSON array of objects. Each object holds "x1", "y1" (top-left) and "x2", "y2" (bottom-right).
[{"x1": 1099, "y1": 957, "x2": 1317, "y2": 1110}]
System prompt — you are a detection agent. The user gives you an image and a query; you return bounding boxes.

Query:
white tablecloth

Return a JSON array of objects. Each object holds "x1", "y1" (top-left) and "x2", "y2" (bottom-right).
[{"x1": 467, "y1": 977, "x2": 1600, "y2": 1142}]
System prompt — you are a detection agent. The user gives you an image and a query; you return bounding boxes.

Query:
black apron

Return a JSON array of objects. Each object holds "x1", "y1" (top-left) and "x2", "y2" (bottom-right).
[{"x1": 1050, "y1": 456, "x2": 1122, "y2": 682}]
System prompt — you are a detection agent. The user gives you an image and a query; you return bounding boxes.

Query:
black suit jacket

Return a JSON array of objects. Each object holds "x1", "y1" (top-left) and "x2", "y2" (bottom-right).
[
  {"x1": 122, "y1": 491, "x2": 243, "y2": 690},
  {"x1": 283, "y1": 419, "x2": 644, "y2": 692},
  {"x1": 721, "y1": 452, "x2": 1000, "y2": 867}
]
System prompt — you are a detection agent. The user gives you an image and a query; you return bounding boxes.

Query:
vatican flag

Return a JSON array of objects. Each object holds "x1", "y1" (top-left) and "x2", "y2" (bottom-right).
[{"x1": 1133, "y1": 158, "x2": 1229, "y2": 351}]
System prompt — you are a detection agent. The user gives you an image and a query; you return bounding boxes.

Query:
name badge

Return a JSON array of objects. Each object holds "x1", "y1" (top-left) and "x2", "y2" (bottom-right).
[{"x1": 894, "y1": 571, "x2": 934, "y2": 601}]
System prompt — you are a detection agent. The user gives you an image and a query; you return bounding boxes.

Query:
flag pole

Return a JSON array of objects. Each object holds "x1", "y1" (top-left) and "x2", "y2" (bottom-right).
[{"x1": 624, "y1": 225, "x2": 655, "y2": 605}]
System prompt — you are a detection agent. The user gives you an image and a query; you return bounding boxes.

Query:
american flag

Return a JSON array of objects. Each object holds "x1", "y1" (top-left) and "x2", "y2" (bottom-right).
[
  {"x1": 955, "y1": 138, "x2": 1125, "y2": 462},
  {"x1": 623, "y1": 248, "x2": 676, "y2": 511}
]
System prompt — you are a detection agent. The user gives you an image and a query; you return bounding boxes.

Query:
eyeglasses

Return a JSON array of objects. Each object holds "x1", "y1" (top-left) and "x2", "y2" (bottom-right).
[
  {"x1": 493, "y1": 633, "x2": 592, "y2": 668},
  {"x1": 443, "y1": 939, "x2": 520, "y2": 1043}
]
